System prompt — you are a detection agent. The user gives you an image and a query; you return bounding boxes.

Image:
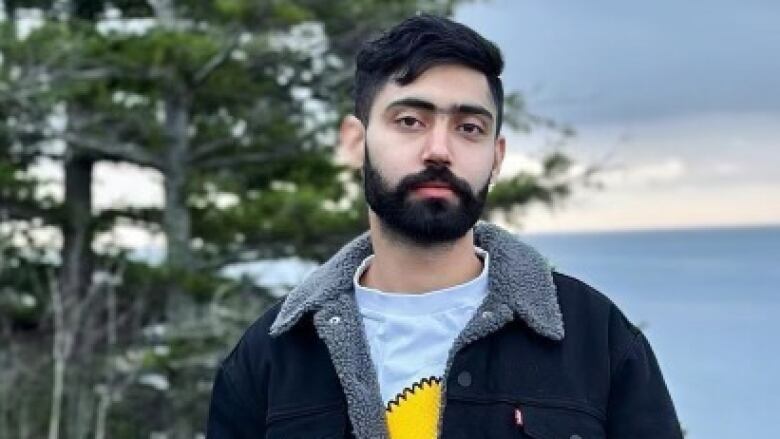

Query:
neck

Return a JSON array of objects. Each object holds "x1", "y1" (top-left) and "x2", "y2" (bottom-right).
[{"x1": 360, "y1": 214, "x2": 483, "y2": 294}]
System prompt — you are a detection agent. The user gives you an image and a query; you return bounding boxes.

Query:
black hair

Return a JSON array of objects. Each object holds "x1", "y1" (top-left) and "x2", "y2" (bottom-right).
[{"x1": 354, "y1": 14, "x2": 505, "y2": 135}]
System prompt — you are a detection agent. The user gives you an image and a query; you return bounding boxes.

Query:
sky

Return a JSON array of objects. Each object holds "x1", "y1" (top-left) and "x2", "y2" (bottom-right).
[{"x1": 455, "y1": 0, "x2": 780, "y2": 232}]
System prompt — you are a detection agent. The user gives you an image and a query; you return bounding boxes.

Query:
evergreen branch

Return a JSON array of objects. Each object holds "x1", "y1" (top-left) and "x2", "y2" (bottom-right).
[
  {"x1": 192, "y1": 31, "x2": 242, "y2": 86},
  {"x1": 189, "y1": 137, "x2": 239, "y2": 162},
  {"x1": 62, "y1": 133, "x2": 165, "y2": 170},
  {"x1": 0, "y1": 198, "x2": 57, "y2": 223},
  {"x1": 190, "y1": 127, "x2": 325, "y2": 169},
  {"x1": 94, "y1": 207, "x2": 163, "y2": 230},
  {"x1": 190, "y1": 149, "x2": 298, "y2": 171}
]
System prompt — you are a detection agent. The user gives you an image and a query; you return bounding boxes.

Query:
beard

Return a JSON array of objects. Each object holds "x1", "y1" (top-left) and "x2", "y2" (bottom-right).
[{"x1": 363, "y1": 146, "x2": 490, "y2": 245}]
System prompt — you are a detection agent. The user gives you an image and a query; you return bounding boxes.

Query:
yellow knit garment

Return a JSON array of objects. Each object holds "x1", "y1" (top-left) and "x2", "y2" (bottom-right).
[{"x1": 386, "y1": 377, "x2": 442, "y2": 439}]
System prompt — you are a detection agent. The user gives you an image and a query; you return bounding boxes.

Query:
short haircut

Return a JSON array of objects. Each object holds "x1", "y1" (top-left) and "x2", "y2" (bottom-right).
[{"x1": 354, "y1": 14, "x2": 505, "y2": 135}]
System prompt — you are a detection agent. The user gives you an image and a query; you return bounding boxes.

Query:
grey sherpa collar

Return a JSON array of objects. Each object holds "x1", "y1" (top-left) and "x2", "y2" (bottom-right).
[{"x1": 270, "y1": 221, "x2": 564, "y2": 341}]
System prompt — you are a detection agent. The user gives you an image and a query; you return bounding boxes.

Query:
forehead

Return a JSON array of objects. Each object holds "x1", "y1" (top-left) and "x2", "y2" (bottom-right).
[{"x1": 370, "y1": 64, "x2": 495, "y2": 117}]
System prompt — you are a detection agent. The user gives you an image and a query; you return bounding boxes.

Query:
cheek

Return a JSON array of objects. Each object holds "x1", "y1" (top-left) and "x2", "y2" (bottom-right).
[
  {"x1": 366, "y1": 137, "x2": 420, "y2": 181},
  {"x1": 455, "y1": 150, "x2": 495, "y2": 185}
]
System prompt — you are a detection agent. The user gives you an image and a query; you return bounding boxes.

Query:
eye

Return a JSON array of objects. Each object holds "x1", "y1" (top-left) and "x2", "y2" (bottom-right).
[
  {"x1": 395, "y1": 116, "x2": 423, "y2": 129},
  {"x1": 459, "y1": 123, "x2": 485, "y2": 135}
]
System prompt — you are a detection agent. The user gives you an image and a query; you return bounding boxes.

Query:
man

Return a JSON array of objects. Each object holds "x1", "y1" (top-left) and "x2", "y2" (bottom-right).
[{"x1": 207, "y1": 15, "x2": 683, "y2": 439}]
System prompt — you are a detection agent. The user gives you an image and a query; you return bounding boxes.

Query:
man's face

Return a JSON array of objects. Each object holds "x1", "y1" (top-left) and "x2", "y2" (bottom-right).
[{"x1": 360, "y1": 64, "x2": 505, "y2": 245}]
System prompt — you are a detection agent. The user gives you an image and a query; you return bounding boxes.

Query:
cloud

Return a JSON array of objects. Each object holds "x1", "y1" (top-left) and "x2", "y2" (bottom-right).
[
  {"x1": 709, "y1": 162, "x2": 742, "y2": 177},
  {"x1": 496, "y1": 111, "x2": 780, "y2": 232},
  {"x1": 520, "y1": 181, "x2": 780, "y2": 233},
  {"x1": 596, "y1": 158, "x2": 687, "y2": 187},
  {"x1": 497, "y1": 151, "x2": 544, "y2": 177}
]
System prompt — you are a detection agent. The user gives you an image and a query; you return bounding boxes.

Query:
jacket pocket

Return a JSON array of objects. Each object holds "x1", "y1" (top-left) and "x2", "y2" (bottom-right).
[
  {"x1": 265, "y1": 401, "x2": 349, "y2": 439},
  {"x1": 518, "y1": 403, "x2": 605, "y2": 439}
]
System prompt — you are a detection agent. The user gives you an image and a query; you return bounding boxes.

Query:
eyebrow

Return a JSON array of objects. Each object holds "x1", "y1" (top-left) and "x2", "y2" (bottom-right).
[{"x1": 385, "y1": 97, "x2": 494, "y2": 121}]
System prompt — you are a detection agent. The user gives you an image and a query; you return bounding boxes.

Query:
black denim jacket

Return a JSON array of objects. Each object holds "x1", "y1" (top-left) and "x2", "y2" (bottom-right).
[{"x1": 207, "y1": 223, "x2": 683, "y2": 438}]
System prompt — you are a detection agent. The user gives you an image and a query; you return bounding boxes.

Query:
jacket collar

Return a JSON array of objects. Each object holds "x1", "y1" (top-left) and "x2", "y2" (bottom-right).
[{"x1": 270, "y1": 221, "x2": 564, "y2": 341}]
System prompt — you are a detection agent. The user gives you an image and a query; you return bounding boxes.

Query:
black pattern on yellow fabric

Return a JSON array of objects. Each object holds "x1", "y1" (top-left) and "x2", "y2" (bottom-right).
[{"x1": 386, "y1": 376, "x2": 442, "y2": 439}]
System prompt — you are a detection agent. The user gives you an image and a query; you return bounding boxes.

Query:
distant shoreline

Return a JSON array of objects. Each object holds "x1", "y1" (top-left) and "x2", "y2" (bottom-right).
[{"x1": 521, "y1": 222, "x2": 780, "y2": 237}]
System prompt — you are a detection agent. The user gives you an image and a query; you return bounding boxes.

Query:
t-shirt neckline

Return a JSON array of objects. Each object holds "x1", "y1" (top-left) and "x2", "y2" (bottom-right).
[{"x1": 353, "y1": 247, "x2": 489, "y2": 316}]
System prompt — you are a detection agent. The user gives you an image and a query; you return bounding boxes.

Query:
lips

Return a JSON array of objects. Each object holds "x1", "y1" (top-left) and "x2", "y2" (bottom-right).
[
  {"x1": 413, "y1": 180, "x2": 452, "y2": 189},
  {"x1": 412, "y1": 181, "x2": 455, "y2": 197}
]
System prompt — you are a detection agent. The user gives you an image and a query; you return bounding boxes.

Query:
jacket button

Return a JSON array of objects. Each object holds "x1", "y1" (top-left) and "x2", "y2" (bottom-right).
[
  {"x1": 481, "y1": 310, "x2": 493, "y2": 319},
  {"x1": 328, "y1": 316, "x2": 341, "y2": 325},
  {"x1": 456, "y1": 371, "x2": 472, "y2": 387}
]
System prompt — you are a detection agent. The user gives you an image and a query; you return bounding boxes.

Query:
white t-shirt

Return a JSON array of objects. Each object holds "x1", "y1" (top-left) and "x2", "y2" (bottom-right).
[{"x1": 353, "y1": 247, "x2": 489, "y2": 438}]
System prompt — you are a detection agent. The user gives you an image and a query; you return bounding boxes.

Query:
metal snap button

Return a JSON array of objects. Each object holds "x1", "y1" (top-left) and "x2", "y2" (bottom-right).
[
  {"x1": 457, "y1": 371, "x2": 472, "y2": 387},
  {"x1": 481, "y1": 310, "x2": 493, "y2": 319},
  {"x1": 329, "y1": 316, "x2": 341, "y2": 325}
]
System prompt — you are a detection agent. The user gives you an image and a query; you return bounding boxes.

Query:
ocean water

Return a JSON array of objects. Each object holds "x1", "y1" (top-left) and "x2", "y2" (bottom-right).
[{"x1": 521, "y1": 225, "x2": 780, "y2": 438}]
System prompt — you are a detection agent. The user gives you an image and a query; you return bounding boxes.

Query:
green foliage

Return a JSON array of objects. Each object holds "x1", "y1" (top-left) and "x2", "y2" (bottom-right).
[{"x1": 487, "y1": 151, "x2": 575, "y2": 223}]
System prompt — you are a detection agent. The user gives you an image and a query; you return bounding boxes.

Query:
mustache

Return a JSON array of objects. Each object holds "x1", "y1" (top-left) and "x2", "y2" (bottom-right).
[{"x1": 395, "y1": 165, "x2": 473, "y2": 200}]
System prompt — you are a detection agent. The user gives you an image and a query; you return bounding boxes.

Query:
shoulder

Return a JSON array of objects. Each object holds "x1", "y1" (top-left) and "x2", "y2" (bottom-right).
[
  {"x1": 552, "y1": 271, "x2": 616, "y2": 310},
  {"x1": 242, "y1": 300, "x2": 285, "y2": 346},
  {"x1": 221, "y1": 300, "x2": 284, "y2": 378},
  {"x1": 551, "y1": 271, "x2": 642, "y2": 366},
  {"x1": 208, "y1": 300, "x2": 285, "y2": 426},
  {"x1": 552, "y1": 271, "x2": 639, "y2": 331},
  {"x1": 222, "y1": 297, "x2": 327, "y2": 373}
]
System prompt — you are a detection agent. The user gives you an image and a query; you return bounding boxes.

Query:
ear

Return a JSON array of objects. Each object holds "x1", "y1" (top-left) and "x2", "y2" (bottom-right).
[
  {"x1": 337, "y1": 115, "x2": 366, "y2": 169},
  {"x1": 490, "y1": 135, "x2": 506, "y2": 184}
]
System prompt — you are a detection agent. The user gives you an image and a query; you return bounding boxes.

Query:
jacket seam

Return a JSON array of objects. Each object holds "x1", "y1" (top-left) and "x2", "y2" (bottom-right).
[
  {"x1": 266, "y1": 400, "x2": 345, "y2": 424},
  {"x1": 612, "y1": 330, "x2": 644, "y2": 378},
  {"x1": 446, "y1": 393, "x2": 606, "y2": 421}
]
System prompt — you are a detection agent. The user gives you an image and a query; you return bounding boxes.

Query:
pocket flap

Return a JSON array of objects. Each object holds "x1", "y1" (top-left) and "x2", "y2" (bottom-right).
[
  {"x1": 266, "y1": 402, "x2": 348, "y2": 438},
  {"x1": 520, "y1": 404, "x2": 605, "y2": 439}
]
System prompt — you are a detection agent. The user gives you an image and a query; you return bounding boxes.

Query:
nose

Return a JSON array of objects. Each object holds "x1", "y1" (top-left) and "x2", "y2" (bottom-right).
[{"x1": 421, "y1": 119, "x2": 452, "y2": 166}]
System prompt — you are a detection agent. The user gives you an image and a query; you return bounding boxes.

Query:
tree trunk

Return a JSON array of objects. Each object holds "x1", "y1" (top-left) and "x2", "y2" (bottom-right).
[
  {"x1": 48, "y1": 273, "x2": 72, "y2": 439},
  {"x1": 93, "y1": 387, "x2": 109, "y2": 439},
  {"x1": 48, "y1": 357, "x2": 66, "y2": 439},
  {"x1": 19, "y1": 400, "x2": 30, "y2": 439},
  {"x1": 161, "y1": 91, "x2": 198, "y2": 439},
  {"x1": 162, "y1": 91, "x2": 195, "y2": 326},
  {"x1": 66, "y1": 380, "x2": 93, "y2": 439},
  {"x1": 56, "y1": 153, "x2": 95, "y2": 439},
  {"x1": 60, "y1": 153, "x2": 94, "y2": 306},
  {"x1": 163, "y1": 92, "x2": 193, "y2": 274}
]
